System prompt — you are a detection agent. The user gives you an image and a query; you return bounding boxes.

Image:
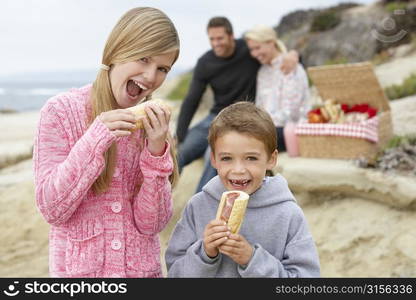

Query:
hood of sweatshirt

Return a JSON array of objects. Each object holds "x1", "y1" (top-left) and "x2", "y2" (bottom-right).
[{"x1": 202, "y1": 175, "x2": 296, "y2": 208}]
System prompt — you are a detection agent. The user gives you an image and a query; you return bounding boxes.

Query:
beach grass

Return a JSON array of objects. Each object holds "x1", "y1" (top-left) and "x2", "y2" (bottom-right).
[{"x1": 385, "y1": 73, "x2": 416, "y2": 100}]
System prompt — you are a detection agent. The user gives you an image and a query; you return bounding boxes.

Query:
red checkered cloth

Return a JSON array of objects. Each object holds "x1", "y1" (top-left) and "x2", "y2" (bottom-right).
[{"x1": 295, "y1": 116, "x2": 379, "y2": 143}]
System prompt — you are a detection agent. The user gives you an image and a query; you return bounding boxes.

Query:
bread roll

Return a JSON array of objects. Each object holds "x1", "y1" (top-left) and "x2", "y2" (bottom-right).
[
  {"x1": 126, "y1": 98, "x2": 171, "y2": 130},
  {"x1": 215, "y1": 190, "x2": 249, "y2": 234}
]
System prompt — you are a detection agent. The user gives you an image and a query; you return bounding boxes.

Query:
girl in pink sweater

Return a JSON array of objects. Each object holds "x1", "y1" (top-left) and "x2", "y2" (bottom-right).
[{"x1": 33, "y1": 7, "x2": 180, "y2": 278}]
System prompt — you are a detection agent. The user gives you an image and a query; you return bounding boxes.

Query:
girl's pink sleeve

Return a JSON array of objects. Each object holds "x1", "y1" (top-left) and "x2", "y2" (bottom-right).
[
  {"x1": 33, "y1": 104, "x2": 116, "y2": 226},
  {"x1": 133, "y1": 140, "x2": 173, "y2": 235}
]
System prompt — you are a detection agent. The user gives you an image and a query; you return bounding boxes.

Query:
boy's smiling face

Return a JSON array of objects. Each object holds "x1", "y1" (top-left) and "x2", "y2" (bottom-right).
[{"x1": 210, "y1": 131, "x2": 277, "y2": 195}]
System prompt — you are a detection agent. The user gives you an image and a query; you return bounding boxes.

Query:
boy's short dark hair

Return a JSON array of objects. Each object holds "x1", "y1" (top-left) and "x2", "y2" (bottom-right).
[
  {"x1": 208, "y1": 102, "x2": 277, "y2": 157},
  {"x1": 207, "y1": 16, "x2": 233, "y2": 35}
]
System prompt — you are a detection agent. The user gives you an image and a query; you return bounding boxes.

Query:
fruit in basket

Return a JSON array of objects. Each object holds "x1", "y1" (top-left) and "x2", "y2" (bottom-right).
[
  {"x1": 341, "y1": 103, "x2": 378, "y2": 123},
  {"x1": 308, "y1": 112, "x2": 324, "y2": 123},
  {"x1": 307, "y1": 100, "x2": 377, "y2": 124},
  {"x1": 308, "y1": 108, "x2": 325, "y2": 123}
]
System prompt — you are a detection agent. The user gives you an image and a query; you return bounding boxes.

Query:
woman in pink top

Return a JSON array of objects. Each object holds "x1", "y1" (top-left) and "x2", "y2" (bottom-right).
[
  {"x1": 245, "y1": 25, "x2": 310, "y2": 154},
  {"x1": 33, "y1": 7, "x2": 180, "y2": 278}
]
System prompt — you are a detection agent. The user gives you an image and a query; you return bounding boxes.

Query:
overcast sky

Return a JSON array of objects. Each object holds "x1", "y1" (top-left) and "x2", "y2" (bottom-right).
[{"x1": 1, "y1": 0, "x2": 375, "y2": 77}]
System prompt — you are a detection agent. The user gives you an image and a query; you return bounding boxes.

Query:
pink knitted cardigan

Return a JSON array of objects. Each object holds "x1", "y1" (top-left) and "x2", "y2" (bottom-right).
[{"x1": 33, "y1": 85, "x2": 173, "y2": 278}]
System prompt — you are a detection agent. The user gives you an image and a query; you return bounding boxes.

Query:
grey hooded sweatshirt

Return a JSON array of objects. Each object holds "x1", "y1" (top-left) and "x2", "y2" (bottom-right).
[{"x1": 165, "y1": 175, "x2": 320, "y2": 277}]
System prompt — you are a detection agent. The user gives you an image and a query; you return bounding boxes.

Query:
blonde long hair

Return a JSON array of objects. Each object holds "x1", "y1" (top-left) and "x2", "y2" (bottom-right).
[
  {"x1": 244, "y1": 24, "x2": 287, "y2": 54},
  {"x1": 90, "y1": 7, "x2": 180, "y2": 194}
]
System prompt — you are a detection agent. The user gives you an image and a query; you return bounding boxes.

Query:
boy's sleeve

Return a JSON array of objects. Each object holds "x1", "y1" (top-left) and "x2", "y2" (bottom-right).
[
  {"x1": 165, "y1": 199, "x2": 222, "y2": 277},
  {"x1": 238, "y1": 238, "x2": 320, "y2": 277},
  {"x1": 238, "y1": 205, "x2": 320, "y2": 278}
]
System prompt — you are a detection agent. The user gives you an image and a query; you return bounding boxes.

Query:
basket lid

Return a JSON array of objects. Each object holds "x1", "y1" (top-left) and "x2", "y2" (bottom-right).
[{"x1": 307, "y1": 62, "x2": 390, "y2": 111}]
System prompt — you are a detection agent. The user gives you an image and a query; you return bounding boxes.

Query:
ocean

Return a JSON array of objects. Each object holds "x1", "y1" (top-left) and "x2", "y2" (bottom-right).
[
  {"x1": 0, "y1": 81, "x2": 91, "y2": 112},
  {"x1": 0, "y1": 70, "x2": 97, "y2": 112}
]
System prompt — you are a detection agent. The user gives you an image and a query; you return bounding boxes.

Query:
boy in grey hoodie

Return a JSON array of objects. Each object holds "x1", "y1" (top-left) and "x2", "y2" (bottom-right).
[{"x1": 165, "y1": 102, "x2": 320, "y2": 277}]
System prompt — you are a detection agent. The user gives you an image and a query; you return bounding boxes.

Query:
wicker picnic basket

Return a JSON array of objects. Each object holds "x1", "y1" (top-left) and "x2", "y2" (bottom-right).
[{"x1": 297, "y1": 62, "x2": 393, "y2": 160}]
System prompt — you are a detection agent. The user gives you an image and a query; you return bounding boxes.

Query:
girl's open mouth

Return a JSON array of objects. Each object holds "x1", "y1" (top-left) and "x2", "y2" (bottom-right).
[{"x1": 126, "y1": 80, "x2": 148, "y2": 101}]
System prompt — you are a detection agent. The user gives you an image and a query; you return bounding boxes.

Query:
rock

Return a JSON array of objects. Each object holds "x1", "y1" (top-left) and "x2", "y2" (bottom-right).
[
  {"x1": 308, "y1": 5, "x2": 385, "y2": 66},
  {"x1": 276, "y1": 9, "x2": 318, "y2": 38},
  {"x1": 390, "y1": 95, "x2": 416, "y2": 135},
  {"x1": 0, "y1": 111, "x2": 39, "y2": 169},
  {"x1": 395, "y1": 231, "x2": 416, "y2": 261},
  {"x1": 276, "y1": 2, "x2": 416, "y2": 69},
  {"x1": 274, "y1": 153, "x2": 416, "y2": 209},
  {"x1": 0, "y1": 159, "x2": 34, "y2": 190},
  {"x1": 304, "y1": 196, "x2": 416, "y2": 277},
  {"x1": 375, "y1": 53, "x2": 416, "y2": 87},
  {"x1": 277, "y1": 3, "x2": 388, "y2": 67}
]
